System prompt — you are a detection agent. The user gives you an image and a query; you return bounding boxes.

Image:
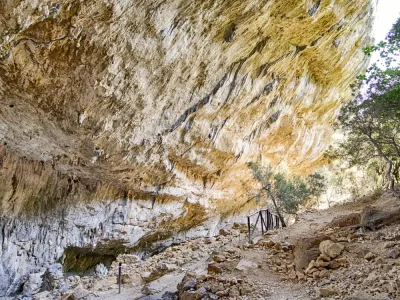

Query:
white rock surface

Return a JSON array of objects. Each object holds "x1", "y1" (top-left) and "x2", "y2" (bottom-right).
[{"x1": 22, "y1": 272, "x2": 44, "y2": 295}]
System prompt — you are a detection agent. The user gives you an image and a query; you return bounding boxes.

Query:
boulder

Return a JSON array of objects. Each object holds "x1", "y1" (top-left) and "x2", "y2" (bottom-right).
[
  {"x1": 177, "y1": 275, "x2": 207, "y2": 300},
  {"x1": 218, "y1": 229, "x2": 230, "y2": 236},
  {"x1": 384, "y1": 242, "x2": 397, "y2": 249},
  {"x1": 95, "y1": 263, "x2": 108, "y2": 278},
  {"x1": 180, "y1": 291, "x2": 203, "y2": 300},
  {"x1": 315, "y1": 287, "x2": 338, "y2": 297},
  {"x1": 364, "y1": 252, "x2": 376, "y2": 261},
  {"x1": 318, "y1": 269, "x2": 329, "y2": 278},
  {"x1": 387, "y1": 248, "x2": 400, "y2": 259},
  {"x1": 141, "y1": 285, "x2": 153, "y2": 296},
  {"x1": 215, "y1": 290, "x2": 229, "y2": 297},
  {"x1": 161, "y1": 291, "x2": 178, "y2": 300},
  {"x1": 375, "y1": 257, "x2": 384, "y2": 265},
  {"x1": 207, "y1": 263, "x2": 223, "y2": 274},
  {"x1": 259, "y1": 240, "x2": 275, "y2": 248},
  {"x1": 319, "y1": 254, "x2": 331, "y2": 261},
  {"x1": 363, "y1": 272, "x2": 378, "y2": 284},
  {"x1": 296, "y1": 271, "x2": 305, "y2": 280},
  {"x1": 41, "y1": 264, "x2": 63, "y2": 290},
  {"x1": 326, "y1": 257, "x2": 347, "y2": 270},
  {"x1": 116, "y1": 254, "x2": 141, "y2": 264},
  {"x1": 235, "y1": 259, "x2": 258, "y2": 271},
  {"x1": 61, "y1": 285, "x2": 91, "y2": 300},
  {"x1": 31, "y1": 291, "x2": 50, "y2": 299},
  {"x1": 177, "y1": 273, "x2": 197, "y2": 293},
  {"x1": 293, "y1": 235, "x2": 329, "y2": 271},
  {"x1": 222, "y1": 246, "x2": 237, "y2": 254},
  {"x1": 315, "y1": 257, "x2": 330, "y2": 267},
  {"x1": 319, "y1": 240, "x2": 344, "y2": 259},
  {"x1": 143, "y1": 263, "x2": 171, "y2": 283},
  {"x1": 181, "y1": 278, "x2": 197, "y2": 291},
  {"x1": 361, "y1": 205, "x2": 400, "y2": 230},
  {"x1": 118, "y1": 273, "x2": 142, "y2": 285},
  {"x1": 305, "y1": 260, "x2": 317, "y2": 274},
  {"x1": 212, "y1": 255, "x2": 225, "y2": 263},
  {"x1": 23, "y1": 272, "x2": 44, "y2": 295},
  {"x1": 330, "y1": 213, "x2": 361, "y2": 228}
]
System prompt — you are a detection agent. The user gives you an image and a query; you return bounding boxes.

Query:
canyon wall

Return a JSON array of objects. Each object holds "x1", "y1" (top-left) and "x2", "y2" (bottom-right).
[{"x1": 0, "y1": 0, "x2": 373, "y2": 295}]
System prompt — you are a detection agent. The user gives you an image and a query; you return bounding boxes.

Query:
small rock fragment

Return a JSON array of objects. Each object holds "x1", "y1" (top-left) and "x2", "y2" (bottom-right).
[
  {"x1": 235, "y1": 259, "x2": 258, "y2": 271},
  {"x1": 315, "y1": 287, "x2": 338, "y2": 297},
  {"x1": 387, "y1": 248, "x2": 400, "y2": 259},
  {"x1": 208, "y1": 263, "x2": 223, "y2": 274},
  {"x1": 364, "y1": 252, "x2": 376, "y2": 261}
]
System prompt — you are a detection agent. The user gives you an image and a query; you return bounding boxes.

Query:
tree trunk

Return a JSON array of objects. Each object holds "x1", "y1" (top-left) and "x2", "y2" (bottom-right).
[
  {"x1": 265, "y1": 188, "x2": 287, "y2": 227},
  {"x1": 277, "y1": 212, "x2": 287, "y2": 228},
  {"x1": 367, "y1": 135, "x2": 395, "y2": 190},
  {"x1": 326, "y1": 194, "x2": 332, "y2": 208},
  {"x1": 393, "y1": 161, "x2": 399, "y2": 183},
  {"x1": 387, "y1": 161, "x2": 395, "y2": 190}
]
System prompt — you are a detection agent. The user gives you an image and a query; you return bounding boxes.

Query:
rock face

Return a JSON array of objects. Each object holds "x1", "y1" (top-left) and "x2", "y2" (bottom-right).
[
  {"x1": 0, "y1": 0, "x2": 373, "y2": 296},
  {"x1": 0, "y1": 197, "x2": 218, "y2": 295}
]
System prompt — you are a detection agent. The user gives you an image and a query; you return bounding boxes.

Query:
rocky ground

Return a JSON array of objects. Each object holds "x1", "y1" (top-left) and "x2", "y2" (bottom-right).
[{"x1": 15, "y1": 191, "x2": 400, "y2": 300}]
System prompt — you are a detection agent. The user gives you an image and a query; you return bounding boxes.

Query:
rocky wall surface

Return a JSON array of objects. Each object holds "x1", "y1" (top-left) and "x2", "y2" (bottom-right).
[
  {"x1": 0, "y1": 196, "x2": 229, "y2": 295},
  {"x1": 0, "y1": 0, "x2": 373, "y2": 295}
]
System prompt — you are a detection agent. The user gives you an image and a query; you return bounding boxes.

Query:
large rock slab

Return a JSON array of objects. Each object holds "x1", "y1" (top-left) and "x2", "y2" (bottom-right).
[
  {"x1": 361, "y1": 205, "x2": 400, "y2": 230},
  {"x1": 330, "y1": 213, "x2": 361, "y2": 228},
  {"x1": 293, "y1": 235, "x2": 329, "y2": 271}
]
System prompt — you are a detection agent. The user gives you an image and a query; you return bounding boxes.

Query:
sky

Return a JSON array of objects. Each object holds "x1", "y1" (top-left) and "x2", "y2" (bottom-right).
[
  {"x1": 373, "y1": 0, "x2": 400, "y2": 42},
  {"x1": 370, "y1": 0, "x2": 400, "y2": 64}
]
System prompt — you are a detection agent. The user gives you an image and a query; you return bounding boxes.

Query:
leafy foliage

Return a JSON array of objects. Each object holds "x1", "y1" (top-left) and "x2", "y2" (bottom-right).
[
  {"x1": 274, "y1": 173, "x2": 310, "y2": 214},
  {"x1": 247, "y1": 162, "x2": 326, "y2": 226},
  {"x1": 306, "y1": 173, "x2": 327, "y2": 201},
  {"x1": 337, "y1": 18, "x2": 400, "y2": 190}
]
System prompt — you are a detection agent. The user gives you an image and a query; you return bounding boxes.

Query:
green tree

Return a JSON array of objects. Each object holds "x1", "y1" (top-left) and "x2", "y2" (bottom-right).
[
  {"x1": 337, "y1": 18, "x2": 400, "y2": 190},
  {"x1": 247, "y1": 162, "x2": 325, "y2": 227},
  {"x1": 306, "y1": 173, "x2": 327, "y2": 205}
]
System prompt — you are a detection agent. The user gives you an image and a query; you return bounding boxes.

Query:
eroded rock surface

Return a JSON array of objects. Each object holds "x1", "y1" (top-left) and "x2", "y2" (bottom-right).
[{"x1": 0, "y1": 0, "x2": 373, "y2": 295}]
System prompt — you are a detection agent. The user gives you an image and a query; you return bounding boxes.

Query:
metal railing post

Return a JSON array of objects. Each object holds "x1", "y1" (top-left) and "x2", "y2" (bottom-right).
[
  {"x1": 246, "y1": 209, "x2": 282, "y2": 241},
  {"x1": 247, "y1": 216, "x2": 251, "y2": 243},
  {"x1": 260, "y1": 211, "x2": 264, "y2": 235},
  {"x1": 269, "y1": 211, "x2": 273, "y2": 229},
  {"x1": 118, "y1": 262, "x2": 122, "y2": 294},
  {"x1": 271, "y1": 212, "x2": 274, "y2": 229}
]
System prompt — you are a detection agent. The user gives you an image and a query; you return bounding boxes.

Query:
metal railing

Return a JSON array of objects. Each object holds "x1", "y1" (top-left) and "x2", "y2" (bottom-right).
[{"x1": 247, "y1": 209, "x2": 280, "y2": 243}]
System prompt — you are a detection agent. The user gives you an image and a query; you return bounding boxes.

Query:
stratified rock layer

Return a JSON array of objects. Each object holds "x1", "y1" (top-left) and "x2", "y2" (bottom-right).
[{"x1": 0, "y1": 0, "x2": 372, "y2": 295}]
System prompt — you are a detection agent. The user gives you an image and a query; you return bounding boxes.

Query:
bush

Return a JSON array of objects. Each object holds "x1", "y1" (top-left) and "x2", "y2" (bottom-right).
[{"x1": 247, "y1": 162, "x2": 325, "y2": 226}]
